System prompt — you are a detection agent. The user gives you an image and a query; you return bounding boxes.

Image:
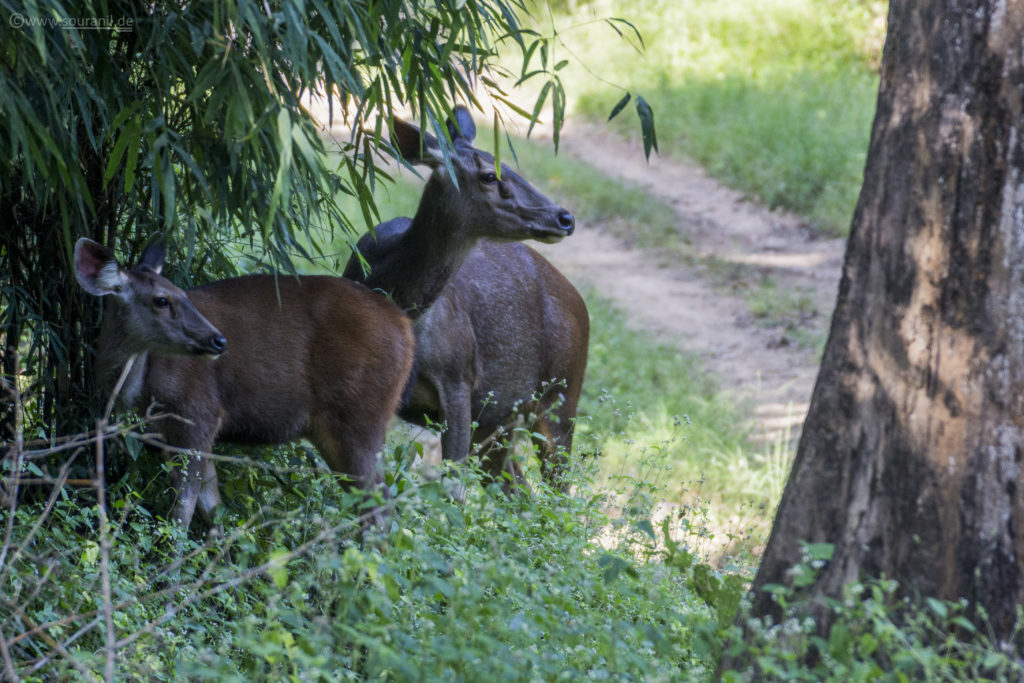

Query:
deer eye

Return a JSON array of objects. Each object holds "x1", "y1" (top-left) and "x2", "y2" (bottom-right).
[
  {"x1": 479, "y1": 172, "x2": 498, "y2": 185},
  {"x1": 153, "y1": 297, "x2": 170, "y2": 308}
]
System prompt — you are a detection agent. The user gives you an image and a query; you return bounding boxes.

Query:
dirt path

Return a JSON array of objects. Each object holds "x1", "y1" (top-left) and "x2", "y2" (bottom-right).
[{"x1": 531, "y1": 119, "x2": 846, "y2": 445}]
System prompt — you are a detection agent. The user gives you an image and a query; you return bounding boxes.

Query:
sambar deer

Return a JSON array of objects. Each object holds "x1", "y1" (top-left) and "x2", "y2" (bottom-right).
[
  {"x1": 74, "y1": 237, "x2": 415, "y2": 530},
  {"x1": 344, "y1": 107, "x2": 589, "y2": 489}
]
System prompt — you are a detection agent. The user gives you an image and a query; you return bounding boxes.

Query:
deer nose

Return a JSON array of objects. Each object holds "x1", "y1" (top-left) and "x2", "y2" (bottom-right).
[
  {"x1": 557, "y1": 211, "x2": 575, "y2": 235},
  {"x1": 209, "y1": 335, "x2": 227, "y2": 354}
]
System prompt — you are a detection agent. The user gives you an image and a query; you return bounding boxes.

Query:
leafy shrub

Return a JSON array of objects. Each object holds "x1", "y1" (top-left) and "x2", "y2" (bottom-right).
[
  {"x1": 719, "y1": 548, "x2": 1024, "y2": 682},
  {"x1": 1, "y1": 420, "x2": 720, "y2": 680},
  {"x1": 4, "y1": 417, "x2": 1022, "y2": 680}
]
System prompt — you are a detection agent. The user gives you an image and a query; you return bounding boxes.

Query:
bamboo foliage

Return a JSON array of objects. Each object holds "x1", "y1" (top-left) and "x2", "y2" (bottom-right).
[{"x1": 0, "y1": 0, "x2": 552, "y2": 439}]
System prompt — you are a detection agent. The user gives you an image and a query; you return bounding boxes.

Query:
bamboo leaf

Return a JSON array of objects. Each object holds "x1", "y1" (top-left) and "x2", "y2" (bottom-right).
[
  {"x1": 103, "y1": 117, "x2": 140, "y2": 188},
  {"x1": 608, "y1": 93, "x2": 631, "y2": 122},
  {"x1": 492, "y1": 110, "x2": 501, "y2": 179},
  {"x1": 527, "y1": 80, "x2": 552, "y2": 139},
  {"x1": 636, "y1": 96, "x2": 659, "y2": 160}
]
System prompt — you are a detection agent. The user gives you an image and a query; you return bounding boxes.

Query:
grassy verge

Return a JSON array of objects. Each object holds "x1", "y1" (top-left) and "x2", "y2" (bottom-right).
[
  {"x1": 531, "y1": 0, "x2": 885, "y2": 236},
  {"x1": 578, "y1": 292, "x2": 783, "y2": 562}
]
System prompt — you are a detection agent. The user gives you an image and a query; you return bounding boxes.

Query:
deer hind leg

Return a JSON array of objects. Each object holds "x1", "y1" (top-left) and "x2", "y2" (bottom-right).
[
  {"x1": 310, "y1": 412, "x2": 389, "y2": 527},
  {"x1": 534, "y1": 389, "x2": 580, "y2": 491},
  {"x1": 532, "y1": 421, "x2": 571, "y2": 491},
  {"x1": 475, "y1": 421, "x2": 530, "y2": 496},
  {"x1": 438, "y1": 383, "x2": 473, "y2": 465}
]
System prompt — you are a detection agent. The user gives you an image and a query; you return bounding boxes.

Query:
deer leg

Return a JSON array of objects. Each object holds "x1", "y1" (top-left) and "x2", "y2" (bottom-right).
[
  {"x1": 162, "y1": 417, "x2": 219, "y2": 531},
  {"x1": 438, "y1": 382, "x2": 473, "y2": 464},
  {"x1": 533, "y1": 422, "x2": 571, "y2": 491},
  {"x1": 168, "y1": 450, "x2": 219, "y2": 530},
  {"x1": 435, "y1": 383, "x2": 474, "y2": 502},
  {"x1": 476, "y1": 421, "x2": 529, "y2": 496},
  {"x1": 534, "y1": 392, "x2": 578, "y2": 491},
  {"x1": 195, "y1": 454, "x2": 222, "y2": 528},
  {"x1": 311, "y1": 414, "x2": 388, "y2": 529}
]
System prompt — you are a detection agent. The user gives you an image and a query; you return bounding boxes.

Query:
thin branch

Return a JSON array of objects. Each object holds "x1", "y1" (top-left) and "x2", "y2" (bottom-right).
[
  {"x1": 112, "y1": 506, "x2": 373, "y2": 652},
  {"x1": 103, "y1": 354, "x2": 137, "y2": 422},
  {"x1": 93, "y1": 419, "x2": 116, "y2": 682},
  {"x1": 5, "y1": 558, "x2": 56, "y2": 630},
  {"x1": 0, "y1": 619, "x2": 18, "y2": 683},
  {"x1": 0, "y1": 354, "x2": 26, "y2": 574},
  {"x1": 0, "y1": 457, "x2": 76, "y2": 587},
  {"x1": 9, "y1": 612, "x2": 100, "y2": 682}
]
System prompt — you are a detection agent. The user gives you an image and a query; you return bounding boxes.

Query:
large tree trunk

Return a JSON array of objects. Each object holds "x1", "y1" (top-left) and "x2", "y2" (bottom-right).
[{"x1": 751, "y1": 0, "x2": 1024, "y2": 639}]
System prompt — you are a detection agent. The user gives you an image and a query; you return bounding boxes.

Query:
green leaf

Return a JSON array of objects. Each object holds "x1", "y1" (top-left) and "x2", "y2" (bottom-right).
[
  {"x1": 527, "y1": 80, "x2": 552, "y2": 139},
  {"x1": 604, "y1": 17, "x2": 646, "y2": 50},
  {"x1": 926, "y1": 596, "x2": 948, "y2": 619},
  {"x1": 805, "y1": 542, "x2": 835, "y2": 561},
  {"x1": 444, "y1": 504, "x2": 465, "y2": 529},
  {"x1": 635, "y1": 96, "x2": 658, "y2": 160},
  {"x1": 983, "y1": 652, "x2": 1005, "y2": 669},
  {"x1": 267, "y1": 107, "x2": 294, "y2": 231},
  {"x1": 828, "y1": 622, "x2": 852, "y2": 662},
  {"x1": 631, "y1": 518, "x2": 656, "y2": 540},
  {"x1": 123, "y1": 127, "x2": 140, "y2": 193},
  {"x1": 103, "y1": 116, "x2": 140, "y2": 188},
  {"x1": 950, "y1": 616, "x2": 977, "y2": 634},
  {"x1": 598, "y1": 553, "x2": 632, "y2": 583},
  {"x1": 268, "y1": 551, "x2": 289, "y2": 589},
  {"x1": 492, "y1": 112, "x2": 503, "y2": 179},
  {"x1": 81, "y1": 541, "x2": 99, "y2": 567},
  {"x1": 608, "y1": 93, "x2": 631, "y2": 122}
]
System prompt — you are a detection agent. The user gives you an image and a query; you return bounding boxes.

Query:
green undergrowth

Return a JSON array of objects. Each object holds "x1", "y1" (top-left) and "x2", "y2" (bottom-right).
[
  {"x1": 533, "y1": 0, "x2": 884, "y2": 236},
  {"x1": 4, "y1": 430, "x2": 1022, "y2": 680},
  {"x1": 2, "y1": 432, "x2": 722, "y2": 679}
]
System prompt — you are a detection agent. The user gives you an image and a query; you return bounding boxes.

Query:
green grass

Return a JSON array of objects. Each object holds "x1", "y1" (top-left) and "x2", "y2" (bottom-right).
[
  {"x1": 534, "y1": 0, "x2": 884, "y2": 236},
  {"x1": 579, "y1": 293, "x2": 789, "y2": 562}
]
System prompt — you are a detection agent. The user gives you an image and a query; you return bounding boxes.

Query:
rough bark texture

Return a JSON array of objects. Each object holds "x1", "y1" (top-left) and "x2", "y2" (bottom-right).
[{"x1": 752, "y1": 0, "x2": 1024, "y2": 639}]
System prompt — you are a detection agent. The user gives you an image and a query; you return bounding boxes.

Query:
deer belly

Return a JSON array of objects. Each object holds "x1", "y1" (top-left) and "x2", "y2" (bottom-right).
[{"x1": 216, "y1": 395, "x2": 310, "y2": 445}]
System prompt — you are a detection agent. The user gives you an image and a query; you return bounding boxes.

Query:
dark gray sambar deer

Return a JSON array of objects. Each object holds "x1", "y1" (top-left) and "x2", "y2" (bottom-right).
[
  {"x1": 343, "y1": 107, "x2": 589, "y2": 488},
  {"x1": 75, "y1": 238, "x2": 415, "y2": 530}
]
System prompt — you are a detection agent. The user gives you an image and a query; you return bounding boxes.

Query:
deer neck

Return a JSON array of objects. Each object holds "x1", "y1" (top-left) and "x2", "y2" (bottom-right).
[
  {"x1": 95, "y1": 300, "x2": 150, "y2": 409},
  {"x1": 390, "y1": 178, "x2": 480, "y2": 316}
]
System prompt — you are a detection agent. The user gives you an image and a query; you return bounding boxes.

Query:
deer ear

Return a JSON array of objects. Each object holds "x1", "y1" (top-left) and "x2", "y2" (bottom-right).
[
  {"x1": 392, "y1": 117, "x2": 442, "y2": 167},
  {"x1": 446, "y1": 106, "x2": 476, "y2": 144},
  {"x1": 138, "y1": 238, "x2": 165, "y2": 274},
  {"x1": 74, "y1": 238, "x2": 129, "y2": 298}
]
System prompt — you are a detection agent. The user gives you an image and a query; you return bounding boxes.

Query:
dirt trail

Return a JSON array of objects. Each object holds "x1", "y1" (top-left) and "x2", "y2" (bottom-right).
[{"x1": 531, "y1": 119, "x2": 846, "y2": 445}]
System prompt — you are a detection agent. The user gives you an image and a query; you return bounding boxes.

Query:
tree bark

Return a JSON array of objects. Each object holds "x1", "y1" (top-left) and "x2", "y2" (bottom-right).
[{"x1": 751, "y1": 0, "x2": 1024, "y2": 640}]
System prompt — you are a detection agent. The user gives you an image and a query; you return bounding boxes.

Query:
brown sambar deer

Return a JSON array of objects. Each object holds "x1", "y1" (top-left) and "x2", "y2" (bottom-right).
[
  {"x1": 344, "y1": 107, "x2": 589, "y2": 488},
  {"x1": 74, "y1": 238, "x2": 415, "y2": 529}
]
